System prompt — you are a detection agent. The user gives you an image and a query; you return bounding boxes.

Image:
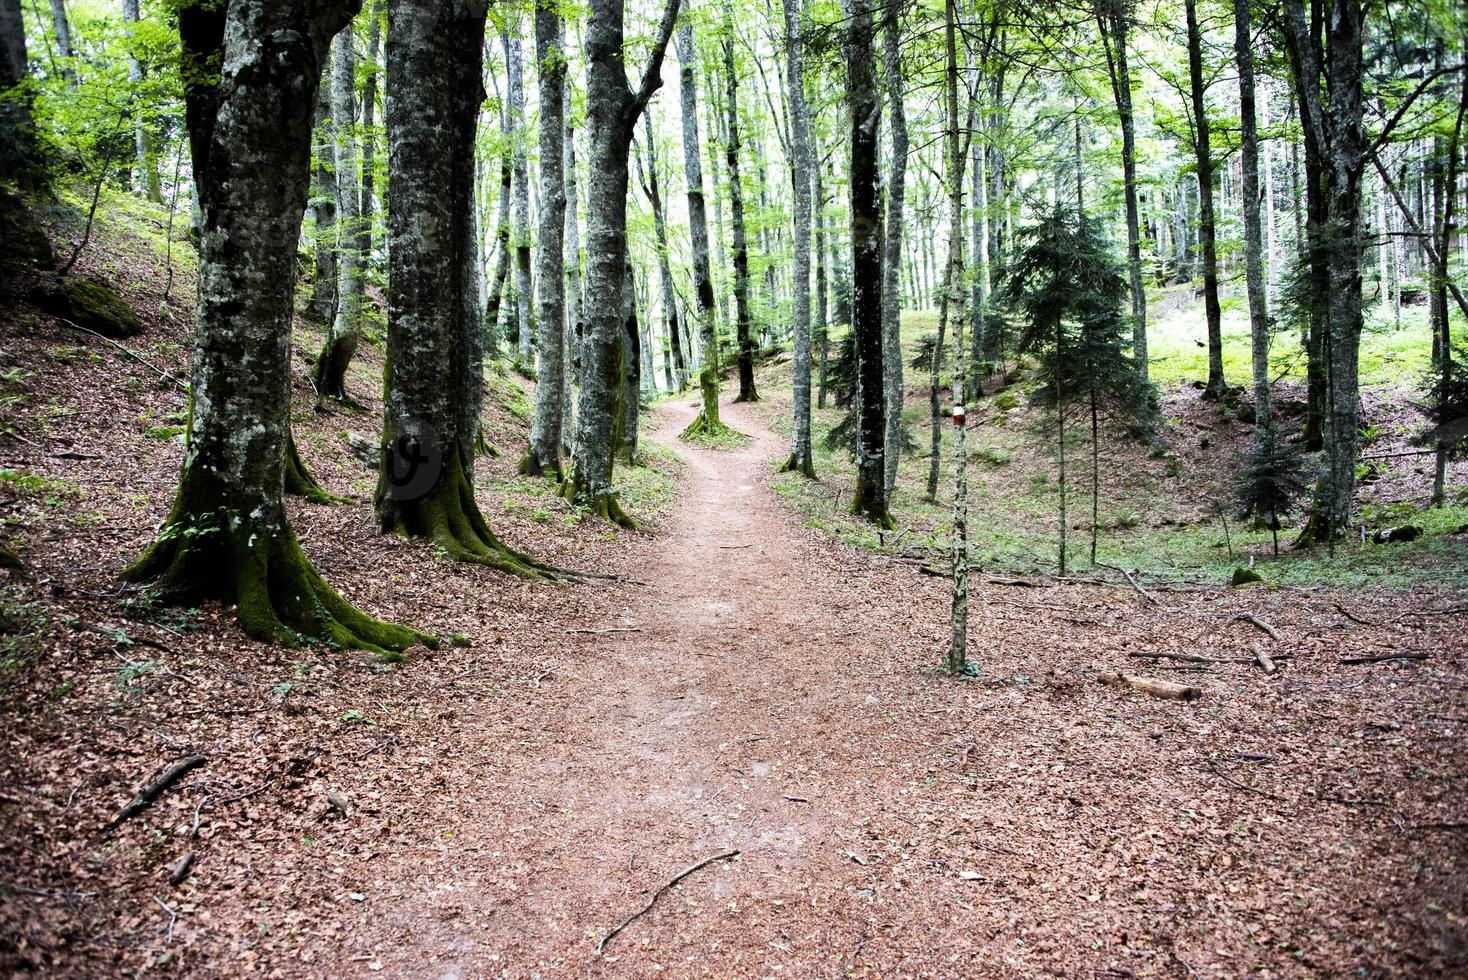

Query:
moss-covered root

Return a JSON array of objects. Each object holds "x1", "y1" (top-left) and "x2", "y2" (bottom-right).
[
  {"x1": 679, "y1": 410, "x2": 733, "y2": 442},
  {"x1": 475, "y1": 429, "x2": 500, "y2": 458},
  {"x1": 777, "y1": 453, "x2": 817, "y2": 479},
  {"x1": 517, "y1": 448, "x2": 563, "y2": 481},
  {"x1": 312, "y1": 333, "x2": 361, "y2": 408},
  {"x1": 285, "y1": 432, "x2": 352, "y2": 505},
  {"x1": 850, "y1": 489, "x2": 896, "y2": 531},
  {"x1": 384, "y1": 452, "x2": 562, "y2": 579},
  {"x1": 126, "y1": 519, "x2": 430, "y2": 655},
  {"x1": 558, "y1": 475, "x2": 637, "y2": 530}
]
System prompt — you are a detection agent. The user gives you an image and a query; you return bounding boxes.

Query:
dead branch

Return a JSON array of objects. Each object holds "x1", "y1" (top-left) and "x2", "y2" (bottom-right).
[
  {"x1": 1234, "y1": 613, "x2": 1281, "y2": 642},
  {"x1": 52, "y1": 317, "x2": 187, "y2": 390},
  {"x1": 71, "y1": 619, "x2": 173, "y2": 653},
  {"x1": 107, "y1": 755, "x2": 205, "y2": 829},
  {"x1": 1204, "y1": 760, "x2": 1286, "y2": 802},
  {"x1": 1093, "y1": 560, "x2": 1162, "y2": 606},
  {"x1": 1334, "y1": 603, "x2": 1379, "y2": 627},
  {"x1": 1251, "y1": 644, "x2": 1278, "y2": 675},
  {"x1": 596, "y1": 849, "x2": 740, "y2": 954},
  {"x1": 1097, "y1": 672, "x2": 1202, "y2": 701},
  {"x1": 1340, "y1": 653, "x2": 1429, "y2": 665},
  {"x1": 168, "y1": 853, "x2": 195, "y2": 886}
]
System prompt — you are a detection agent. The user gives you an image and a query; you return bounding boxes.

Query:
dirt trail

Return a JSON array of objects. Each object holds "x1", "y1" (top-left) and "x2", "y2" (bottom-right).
[{"x1": 353, "y1": 397, "x2": 907, "y2": 975}]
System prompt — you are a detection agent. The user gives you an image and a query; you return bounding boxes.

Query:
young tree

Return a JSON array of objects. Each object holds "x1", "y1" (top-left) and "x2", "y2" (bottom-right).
[
  {"x1": 505, "y1": 17, "x2": 535, "y2": 369},
  {"x1": 484, "y1": 34, "x2": 515, "y2": 359},
  {"x1": 522, "y1": 4, "x2": 567, "y2": 479},
  {"x1": 126, "y1": 0, "x2": 422, "y2": 654},
  {"x1": 722, "y1": 5, "x2": 759, "y2": 403},
  {"x1": 564, "y1": 0, "x2": 680, "y2": 523},
  {"x1": 313, "y1": 29, "x2": 363, "y2": 404},
  {"x1": 634, "y1": 107, "x2": 686, "y2": 390},
  {"x1": 676, "y1": 17, "x2": 732, "y2": 439},
  {"x1": 376, "y1": 0, "x2": 552, "y2": 577},
  {"x1": 1184, "y1": 0, "x2": 1225, "y2": 399},
  {"x1": 777, "y1": 0, "x2": 815, "y2": 477},
  {"x1": 843, "y1": 0, "x2": 891, "y2": 529},
  {"x1": 1235, "y1": 420, "x2": 1309, "y2": 556},
  {"x1": 0, "y1": 0, "x2": 42, "y2": 188}
]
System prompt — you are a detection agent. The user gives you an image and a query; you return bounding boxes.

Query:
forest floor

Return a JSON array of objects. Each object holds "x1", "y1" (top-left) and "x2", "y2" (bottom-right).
[{"x1": 2, "y1": 196, "x2": 1468, "y2": 976}]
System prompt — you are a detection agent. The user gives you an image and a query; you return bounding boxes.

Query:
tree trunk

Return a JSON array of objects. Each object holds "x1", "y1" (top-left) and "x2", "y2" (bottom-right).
[
  {"x1": 377, "y1": 0, "x2": 550, "y2": 577},
  {"x1": 723, "y1": 12, "x2": 759, "y2": 403},
  {"x1": 309, "y1": 78, "x2": 338, "y2": 326},
  {"x1": 568, "y1": 0, "x2": 679, "y2": 521},
  {"x1": 122, "y1": 0, "x2": 162, "y2": 202},
  {"x1": 676, "y1": 20, "x2": 728, "y2": 438},
  {"x1": 126, "y1": 0, "x2": 421, "y2": 654},
  {"x1": 1234, "y1": 0, "x2": 1270, "y2": 447},
  {"x1": 506, "y1": 20, "x2": 535, "y2": 369},
  {"x1": 844, "y1": 0, "x2": 891, "y2": 529},
  {"x1": 314, "y1": 30, "x2": 362, "y2": 404},
  {"x1": 926, "y1": 260, "x2": 950, "y2": 502},
  {"x1": 1185, "y1": 0, "x2": 1225, "y2": 400},
  {"x1": 360, "y1": 1, "x2": 380, "y2": 264},
  {"x1": 637, "y1": 108, "x2": 685, "y2": 389},
  {"x1": 1098, "y1": 0, "x2": 1146, "y2": 381},
  {"x1": 484, "y1": 42, "x2": 514, "y2": 360},
  {"x1": 778, "y1": 0, "x2": 815, "y2": 477},
  {"x1": 522, "y1": 5, "x2": 566, "y2": 479},
  {"x1": 0, "y1": 0, "x2": 39, "y2": 189},
  {"x1": 617, "y1": 257, "x2": 641, "y2": 464},
  {"x1": 563, "y1": 82, "x2": 581, "y2": 455},
  {"x1": 47, "y1": 0, "x2": 76, "y2": 86},
  {"x1": 880, "y1": 9, "x2": 907, "y2": 497},
  {"x1": 942, "y1": 0, "x2": 969, "y2": 673},
  {"x1": 814, "y1": 158, "x2": 831, "y2": 410}
]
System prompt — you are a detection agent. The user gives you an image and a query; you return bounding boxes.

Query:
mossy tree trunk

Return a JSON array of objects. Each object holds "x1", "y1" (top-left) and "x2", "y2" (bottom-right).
[
  {"x1": 309, "y1": 71, "x2": 338, "y2": 326},
  {"x1": 127, "y1": 0, "x2": 423, "y2": 655},
  {"x1": 675, "y1": 20, "x2": 729, "y2": 440},
  {"x1": 377, "y1": 0, "x2": 549, "y2": 578},
  {"x1": 566, "y1": 0, "x2": 680, "y2": 525},
  {"x1": 506, "y1": 18, "x2": 535, "y2": 369},
  {"x1": 880, "y1": 8, "x2": 907, "y2": 496}
]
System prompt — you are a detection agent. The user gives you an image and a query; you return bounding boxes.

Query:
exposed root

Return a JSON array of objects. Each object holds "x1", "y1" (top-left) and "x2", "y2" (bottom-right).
[
  {"x1": 519, "y1": 448, "x2": 563, "y2": 481},
  {"x1": 380, "y1": 447, "x2": 562, "y2": 580},
  {"x1": 126, "y1": 511, "x2": 429, "y2": 655},
  {"x1": 285, "y1": 432, "x2": 351, "y2": 505},
  {"x1": 776, "y1": 453, "x2": 817, "y2": 479},
  {"x1": 558, "y1": 474, "x2": 637, "y2": 530}
]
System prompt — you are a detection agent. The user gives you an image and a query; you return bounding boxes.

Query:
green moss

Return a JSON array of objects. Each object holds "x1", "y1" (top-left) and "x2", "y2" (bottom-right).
[
  {"x1": 29, "y1": 275, "x2": 141, "y2": 339},
  {"x1": 144, "y1": 424, "x2": 186, "y2": 442}
]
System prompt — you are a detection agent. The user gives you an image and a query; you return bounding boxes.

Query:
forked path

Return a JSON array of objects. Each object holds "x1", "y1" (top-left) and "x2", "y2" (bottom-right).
[{"x1": 357, "y1": 396, "x2": 939, "y2": 976}]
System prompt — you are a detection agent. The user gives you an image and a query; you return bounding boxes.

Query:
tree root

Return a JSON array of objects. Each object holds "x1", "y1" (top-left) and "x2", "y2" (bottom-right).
[
  {"x1": 776, "y1": 453, "x2": 816, "y2": 478},
  {"x1": 381, "y1": 451, "x2": 563, "y2": 580},
  {"x1": 126, "y1": 513, "x2": 429, "y2": 655},
  {"x1": 518, "y1": 448, "x2": 563, "y2": 482},
  {"x1": 679, "y1": 410, "x2": 733, "y2": 442},
  {"x1": 285, "y1": 432, "x2": 351, "y2": 505},
  {"x1": 558, "y1": 473, "x2": 636, "y2": 530}
]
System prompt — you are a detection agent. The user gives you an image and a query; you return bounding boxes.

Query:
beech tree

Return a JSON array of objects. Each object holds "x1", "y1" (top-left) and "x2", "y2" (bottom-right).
[
  {"x1": 563, "y1": 0, "x2": 680, "y2": 525},
  {"x1": 1184, "y1": 0, "x2": 1224, "y2": 400},
  {"x1": 126, "y1": 0, "x2": 423, "y2": 654},
  {"x1": 722, "y1": 4, "x2": 759, "y2": 404},
  {"x1": 777, "y1": 0, "x2": 814, "y2": 477},
  {"x1": 375, "y1": 0, "x2": 552, "y2": 577},
  {"x1": 881, "y1": 6, "x2": 908, "y2": 498},
  {"x1": 313, "y1": 28, "x2": 363, "y2": 404}
]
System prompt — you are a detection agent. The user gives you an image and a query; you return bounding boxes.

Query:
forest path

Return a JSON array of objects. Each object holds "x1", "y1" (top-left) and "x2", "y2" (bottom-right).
[{"x1": 358, "y1": 395, "x2": 917, "y2": 976}]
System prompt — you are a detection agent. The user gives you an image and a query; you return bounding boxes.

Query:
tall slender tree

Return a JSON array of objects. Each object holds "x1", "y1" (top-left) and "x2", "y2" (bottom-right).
[
  {"x1": 314, "y1": 29, "x2": 363, "y2": 404},
  {"x1": 723, "y1": 6, "x2": 759, "y2": 403},
  {"x1": 1185, "y1": 0, "x2": 1225, "y2": 399},
  {"x1": 1095, "y1": 0, "x2": 1147, "y2": 381},
  {"x1": 635, "y1": 107, "x2": 686, "y2": 389},
  {"x1": 778, "y1": 0, "x2": 815, "y2": 477},
  {"x1": 506, "y1": 18, "x2": 535, "y2": 369},
  {"x1": 564, "y1": 0, "x2": 680, "y2": 523},
  {"x1": 881, "y1": 6, "x2": 908, "y2": 497},
  {"x1": 677, "y1": 17, "x2": 732, "y2": 439},
  {"x1": 523, "y1": 2, "x2": 567, "y2": 478},
  {"x1": 1234, "y1": 0, "x2": 1270, "y2": 449},
  {"x1": 844, "y1": 0, "x2": 891, "y2": 528}
]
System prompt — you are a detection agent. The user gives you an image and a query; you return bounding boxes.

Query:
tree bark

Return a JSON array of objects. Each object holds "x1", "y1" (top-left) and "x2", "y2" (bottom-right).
[
  {"x1": 676, "y1": 20, "x2": 728, "y2": 438},
  {"x1": 568, "y1": 0, "x2": 680, "y2": 521},
  {"x1": 778, "y1": 0, "x2": 815, "y2": 477},
  {"x1": 723, "y1": 9, "x2": 759, "y2": 403},
  {"x1": 359, "y1": 1, "x2": 380, "y2": 263},
  {"x1": 377, "y1": 0, "x2": 550, "y2": 577},
  {"x1": 127, "y1": 0, "x2": 421, "y2": 654},
  {"x1": 1097, "y1": 0, "x2": 1146, "y2": 381},
  {"x1": 880, "y1": 8, "x2": 907, "y2": 497},
  {"x1": 309, "y1": 75, "x2": 338, "y2": 326},
  {"x1": 562, "y1": 81, "x2": 581, "y2": 455},
  {"x1": 1185, "y1": 0, "x2": 1225, "y2": 399},
  {"x1": 506, "y1": 19, "x2": 535, "y2": 369},
  {"x1": 813, "y1": 158, "x2": 831, "y2": 410},
  {"x1": 522, "y1": 4, "x2": 566, "y2": 479},
  {"x1": 0, "y1": 0, "x2": 39, "y2": 188},
  {"x1": 314, "y1": 29, "x2": 362, "y2": 404},
  {"x1": 942, "y1": 0, "x2": 970, "y2": 673},
  {"x1": 1234, "y1": 0, "x2": 1270, "y2": 445},
  {"x1": 484, "y1": 38, "x2": 514, "y2": 361},
  {"x1": 844, "y1": 0, "x2": 891, "y2": 528}
]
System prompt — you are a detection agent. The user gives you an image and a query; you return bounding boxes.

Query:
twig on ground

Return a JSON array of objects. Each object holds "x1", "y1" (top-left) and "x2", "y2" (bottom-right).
[
  {"x1": 596, "y1": 849, "x2": 740, "y2": 954},
  {"x1": 1204, "y1": 760, "x2": 1286, "y2": 802},
  {"x1": 1234, "y1": 613, "x2": 1282, "y2": 642},
  {"x1": 107, "y1": 755, "x2": 206, "y2": 828},
  {"x1": 1334, "y1": 602, "x2": 1379, "y2": 627},
  {"x1": 1341, "y1": 653, "x2": 1429, "y2": 665},
  {"x1": 154, "y1": 896, "x2": 178, "y2": 943},
  {"x1": 52, "y1": 317, "x2": 186, "y2": 390},
  {"x1": 1093, "y1": 560, "x2": 1162, "y2": 606}
]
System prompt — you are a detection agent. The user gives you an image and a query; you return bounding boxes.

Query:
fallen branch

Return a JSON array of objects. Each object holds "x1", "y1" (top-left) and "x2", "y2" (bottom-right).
[
  {"x1": 1097, "y1": 672, "x2": 1202, "y2": 701},
  {"x1": 1251, "y1": 643, "x2": 1277, "y2": 676},
  {"x1": 1334, "y1": 603, "x2": 1379, "y2": 627},
  {"x1": 168, "y1": 853, "x2": 195, "y2": 886},
  {"x1": 71, "y1": 619, "x2": 173, "y2": 653},
  {"x1": 52, "y1": 317, "x2": 186, "y2": 390},
  {"x1": 1234, "y1": 613, "x2": 1281, "y2": 642},
  {"x1": 1127, "y1": 651, "x2": 1215, "y2": 665},
  {"x1": 1204, "y1": 760, "x2": 1286, "y2": 802},
  {"x1": 1093, "y1": 560, "x2": 1162, "y2": 606},
  {"x1": 108, "y1": 755, "x2": 205, "y2": 829},
  {"x1": 1341, "y1": 652, "x2": 1429, "y2": 665},
  {"x1": 596, "y1": 849, "x2": 740, "y2": 954}
]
